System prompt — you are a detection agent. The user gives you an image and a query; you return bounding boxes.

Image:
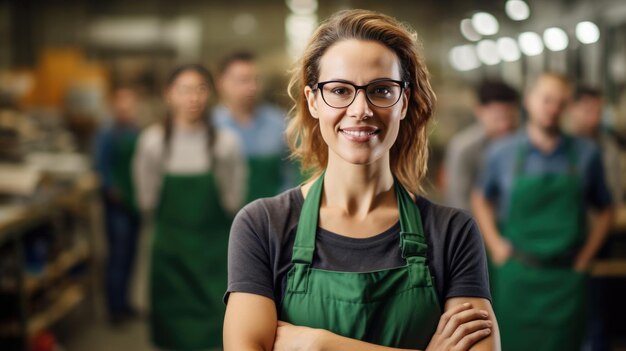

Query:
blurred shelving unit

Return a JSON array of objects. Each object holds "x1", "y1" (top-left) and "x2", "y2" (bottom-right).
[{"x1": 0, "y1": 171, "x2": 100, "y2": 351}]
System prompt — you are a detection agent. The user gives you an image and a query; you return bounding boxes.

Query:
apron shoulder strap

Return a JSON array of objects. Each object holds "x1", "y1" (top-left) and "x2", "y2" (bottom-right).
[
  {"x1": 291, "y1": 175, "x2": 429, "y2": 263},
  {"x1": 395, "y1": 180, "x2": 428, "y2": 258},
  {"x1": 291, "y1": 173, "x2": 324, "y2": 264},
  {"x1": 513, "y1": 139, "x2": 528, "y2": 176}
]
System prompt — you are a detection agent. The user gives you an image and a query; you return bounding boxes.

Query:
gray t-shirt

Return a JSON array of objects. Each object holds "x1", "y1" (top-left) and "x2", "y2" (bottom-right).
[
  {"x1": 444, "y1": 123, "x2": 489, "y2": 211},
  {"x1": 226, "y1": 187, "x2": 491, "y2": 308}
]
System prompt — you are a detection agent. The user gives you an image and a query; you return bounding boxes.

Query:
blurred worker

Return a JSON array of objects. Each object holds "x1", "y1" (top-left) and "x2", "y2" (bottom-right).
[
  {"x1": 472, "y1": 73, "x2": 614, "y2": 351},
  {"x1": 213, "y1": 51, "x2": 294, "y2": 203},
  {"x1": 569, "y1": 86, "x2": 622, "y2": 203},
  {"x1": 444, "y1": 81, "x2": 519, "y2": 211},
  {"x1": 133, "y1": 64, "x2": 246, "y2": 350},
  {"x1": 569, "y1": 86, "x2": 621, "y2": 351},
  {"x1": 93, "y1": 85, "x2": 141, "y2": 324}
]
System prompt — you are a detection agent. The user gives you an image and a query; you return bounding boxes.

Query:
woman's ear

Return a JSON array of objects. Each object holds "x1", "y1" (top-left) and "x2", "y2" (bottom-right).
[
  {"x1": 304, "y1": 85, "x2": 319, "y2": 119},
  {"x1": 400, "y1": 88, "x2": 410, "y2": 120}
]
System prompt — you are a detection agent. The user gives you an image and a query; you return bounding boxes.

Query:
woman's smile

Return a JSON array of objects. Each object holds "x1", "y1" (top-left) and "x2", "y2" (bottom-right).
[{"x1": 338, "y1": 125, "x2": 381, "y2": 143}]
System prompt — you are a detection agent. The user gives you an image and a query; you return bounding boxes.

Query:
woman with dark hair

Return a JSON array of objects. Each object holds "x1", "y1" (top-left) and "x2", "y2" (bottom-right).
[
  {"x1": 224, "y1": 10, "x2": 499, "y2": 351},
  {"x1": 133, "y1": 64, "x2": 246, "y2": 350}
]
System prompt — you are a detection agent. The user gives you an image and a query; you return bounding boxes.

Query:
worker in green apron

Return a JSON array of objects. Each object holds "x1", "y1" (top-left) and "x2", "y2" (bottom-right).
[
  {"x1": 224, "y1": 10, "x2": 498, "y2": 351},
  {"x1": 133, "y1": 64, "x2": 246, "y2": 350},
  {"x1": 94, "y1": 86, "x2": 141, "y2": 324},
  {"x1": 495, "y1": 140, "x2": 587, "y2": 350},
  {"x1": 214, "y1": 51, "x2": 299, "y2": 203},
  {"x1": 472, "y1": 73, "x2": 614, "y2": 351}
]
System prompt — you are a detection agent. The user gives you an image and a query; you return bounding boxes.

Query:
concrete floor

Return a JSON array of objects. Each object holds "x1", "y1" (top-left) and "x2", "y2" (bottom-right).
[
  {"x1": 61, "y1": 316, "x2": 153, "y2": 351},
  {"x1": 59, "y1": 225, "x2": 153, "y2": 351}
]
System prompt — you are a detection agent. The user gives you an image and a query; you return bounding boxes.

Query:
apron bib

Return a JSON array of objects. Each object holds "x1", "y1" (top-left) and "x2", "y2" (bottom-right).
[
  {"x1": 246, "y1": 154, "x2": 283, "y2": 203},
  {"x1": 280, "y1": 174, "x2": 441, "y2": 349},
  {"x1": 149, "y1": 171, "x2": 230, "y2": 350},
  {"x1": 495, "y1": 138, "x2": 587, "y2": 351}
]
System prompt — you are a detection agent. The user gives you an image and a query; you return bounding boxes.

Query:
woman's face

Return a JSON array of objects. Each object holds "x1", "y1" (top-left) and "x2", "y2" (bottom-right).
[
  {"x1": 166, "y1": 70, "x2": 211, "y2": 123},
  {"x1": 305, "y1": 39, "x2": 409, "y2": 166}
]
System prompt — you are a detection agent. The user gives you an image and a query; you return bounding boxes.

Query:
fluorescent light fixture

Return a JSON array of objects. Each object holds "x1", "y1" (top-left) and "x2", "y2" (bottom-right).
[
  {"x1": 576, "y1": 21, "x2": 600, "y2": 44},
  {"x1": 449, "y1": 44, "x2": 481, "y2": 71},
  {"x1": 477, "y1": 39, "x2": 501, "y2": 65},
  {"x1": 519, "y1": 31, "x2": 544, "y2": 56},
  {"x1": 505, "y1": 0, "x2": 530, "y2": 21},
  {"x1": 543, "y1": 27, "x2": 569, "y2": 51},
  {"x1": 460, "y1": 18, "x2": 481, "y2": 42},
  {"x1": 472, "y1": 12, "x2": 499, "y2": 36},
  {"x1": 497, "y1": 37, "x2": 521, "y2": 62}
]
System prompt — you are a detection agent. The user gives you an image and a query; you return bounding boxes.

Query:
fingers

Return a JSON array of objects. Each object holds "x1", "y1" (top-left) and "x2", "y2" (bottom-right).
[
  {"x1": 450, "y1": 319, "x2": 492, "y2": 345},
  {"x1": 453, "y1": 327, "x2": 492, "y2": 351},
  {"x1": 435, "y1": 303, "x2": 472, "y2": 335},
  {"x1": 441, "y1": 308, "x2": 489, "y2": 338}
]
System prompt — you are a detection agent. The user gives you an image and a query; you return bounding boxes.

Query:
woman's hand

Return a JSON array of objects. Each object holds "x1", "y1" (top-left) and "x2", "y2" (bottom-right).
[
  {"x1": 273, "y1": 321, "x2": 324, "y2": 351},
  {"x1": 425, "y1": 302, "x2": 492, "y2": 351}
]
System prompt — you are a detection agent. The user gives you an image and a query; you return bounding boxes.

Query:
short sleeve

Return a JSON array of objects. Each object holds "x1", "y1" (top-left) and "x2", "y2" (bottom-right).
[
  {"x1": 477, "y1": 145, "x2": 501, "y2": 201},
  {"x1": 586, "y1": 146, "x2": 614, "y2": 210},
  {"x1": 214, "y1": 129, "x2": 248, "y2": 215},
  {"x1": 225, "y1": 206, "x2": 275, "y2": 304},
  {"x1": 132, "y1": 125, "x2": 164, "y2": 213},
  {"x1": 444, "y1": 137, "x2": 474, "y2": 210},
  {"x1": 445, "y1": 217, "x2": 491, "y2": 301}
]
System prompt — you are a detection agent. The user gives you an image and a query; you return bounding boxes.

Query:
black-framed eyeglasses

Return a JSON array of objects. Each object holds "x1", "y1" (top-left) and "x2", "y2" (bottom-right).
[{"x1": 312, "y1": 79, "x2": 410, "y2": 108}]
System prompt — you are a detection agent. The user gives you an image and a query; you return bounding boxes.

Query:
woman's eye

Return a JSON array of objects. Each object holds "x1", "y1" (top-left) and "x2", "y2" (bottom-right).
[
  {"x1": 331, "y1": 88, "x2": 350, "y2": 95},
  {"x1": 372, "y1": 87, "x2": 391, "y2": 95}
]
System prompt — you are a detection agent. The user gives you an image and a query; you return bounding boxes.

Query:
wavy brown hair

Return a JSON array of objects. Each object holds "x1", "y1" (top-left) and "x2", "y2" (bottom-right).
[{"x1": 286, "y1": 9, "x2": 436, "y2": 194}]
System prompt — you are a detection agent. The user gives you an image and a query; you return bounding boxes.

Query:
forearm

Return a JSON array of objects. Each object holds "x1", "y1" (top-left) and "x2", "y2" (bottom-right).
[
  {"x1": 224, "y1": 340, "x2": 271, "y2": 351},
  {"x1": 316, "y1": 324, "x2": 498, "y2": 351},
  {"x1": 223, "y1": 293, "x2": 277, "y2": 351},
  {"x1": 316, "y1": 331, "x2": 418, "y2": 351},
  {"x1": 578, "y1": 207, "x2": 614, "y2": 264}
]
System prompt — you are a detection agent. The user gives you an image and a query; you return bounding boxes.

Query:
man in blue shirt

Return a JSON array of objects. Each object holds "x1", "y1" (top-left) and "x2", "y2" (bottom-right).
[
  {"x1": 472, "y1": 73, "x2": 614, "y2": 351},
  {"x1": 93, "y1": 85, "x2": 141, "y2": 325},
  {"x1": 213, "y1": 51, "x2": 296, "y2": 203}
]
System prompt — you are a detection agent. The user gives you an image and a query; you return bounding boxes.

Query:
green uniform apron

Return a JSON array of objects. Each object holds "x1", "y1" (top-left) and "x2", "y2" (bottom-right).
[
  {"x1": 149, "y1": 171, "x2": 231, "y2": 350},
  {"x1": 280, "y1": 174, "x2": 441, "y2": 349},
  {"x1": 495, "y1": 138, "x2": 587, "y2": 351},
  {"x1": 110, "y1": 132, "x2": 138, "y2": 212},
  {"x1": 246, "y1": 154, "x2": 283, "y2": 203}
]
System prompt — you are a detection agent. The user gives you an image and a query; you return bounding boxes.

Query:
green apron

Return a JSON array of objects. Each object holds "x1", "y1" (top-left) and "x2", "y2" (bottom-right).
[
  {"x1": 246, "y1": 154, "x2": 283, "y2": 203},
  {"x1": 280, "y1": 174, "x2": 441, "y2": 349},
  {"x1": 110, "y1": 131, "x2": 139, "y2": 212},
  {"x1": 495, "y1": 138, "x2": 587, "y2": 351},
  {"x1": 149, "y1": 171, "x2": 231, "y2": 350}
]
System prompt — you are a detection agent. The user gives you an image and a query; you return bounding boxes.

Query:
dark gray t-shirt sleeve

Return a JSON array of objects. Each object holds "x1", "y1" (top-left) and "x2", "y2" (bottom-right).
[
  {"x1": 585, "y1": 146, "x2": 613, "y2": 210},
  {"x1": 443, "y1": 214, "x2": 491, "y2": 300},
  {"x1": 225, "y1": 206, "x2": 275, "y2": 303},
  {"x1": 417, "y1": 198, "x2": 491, "y2": 302}
]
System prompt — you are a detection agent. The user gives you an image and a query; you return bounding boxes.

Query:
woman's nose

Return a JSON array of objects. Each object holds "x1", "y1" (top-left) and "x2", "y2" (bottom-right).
[{"x1": 347, "y1": 90, "x2": 373, "y2": 120}]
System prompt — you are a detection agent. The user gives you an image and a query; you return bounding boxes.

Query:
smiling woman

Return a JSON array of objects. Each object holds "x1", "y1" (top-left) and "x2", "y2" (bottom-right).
[{"x1": 224, "y1": 9, "x2": 500, "y2": 351}]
